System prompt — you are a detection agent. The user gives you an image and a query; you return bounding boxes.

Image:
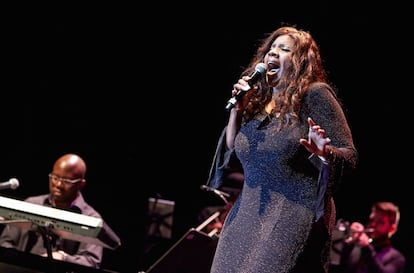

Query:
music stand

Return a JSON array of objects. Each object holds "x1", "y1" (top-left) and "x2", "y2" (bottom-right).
[
  {"x1": 144, "y1": 228, "x2": 218, "y2": 273},
  {"x1": 144, "y1": 211, "x2": 220, "y2": 273},
  {"x1": 146, "y1": 197, "x2": 175, "y2": 240}
]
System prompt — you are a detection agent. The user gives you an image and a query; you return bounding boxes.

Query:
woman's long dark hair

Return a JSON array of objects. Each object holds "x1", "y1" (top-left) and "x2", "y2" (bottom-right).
[{"x1": 241, "y1": 26, "x2": 329, "y2": 128}]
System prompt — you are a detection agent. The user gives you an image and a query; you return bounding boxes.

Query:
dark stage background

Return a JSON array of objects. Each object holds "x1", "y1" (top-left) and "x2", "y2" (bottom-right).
[{"x1": 1, "y1": 3, "x2": 412, "y2": 273}]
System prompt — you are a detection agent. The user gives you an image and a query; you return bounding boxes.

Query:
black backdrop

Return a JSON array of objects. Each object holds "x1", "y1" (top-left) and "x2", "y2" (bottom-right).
[{"x1": 1, "y1": 3, "x2": 412, "y2": 273}]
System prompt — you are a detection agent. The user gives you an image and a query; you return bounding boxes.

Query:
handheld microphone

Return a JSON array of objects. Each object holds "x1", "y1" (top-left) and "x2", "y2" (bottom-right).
[
  {"x1": 225, "y1": 62, "x2": 267, "y2": 111},
  {"x1": 0, "y1": 178, "x2": 19, "y2": 190}
]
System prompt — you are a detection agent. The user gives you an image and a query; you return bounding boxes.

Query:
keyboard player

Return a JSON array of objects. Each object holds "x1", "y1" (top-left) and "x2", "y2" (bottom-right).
[{"x1": 0, "y1": 154, "x2": 105, "y2": 269}]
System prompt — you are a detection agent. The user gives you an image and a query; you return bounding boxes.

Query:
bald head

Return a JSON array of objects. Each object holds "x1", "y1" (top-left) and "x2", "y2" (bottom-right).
[
  {"x1": 49, "y1": 154, "x2": 87, "y2": 208},
  {"x1": 53, "y1": 153, "x2": 87, "y2": 179}
]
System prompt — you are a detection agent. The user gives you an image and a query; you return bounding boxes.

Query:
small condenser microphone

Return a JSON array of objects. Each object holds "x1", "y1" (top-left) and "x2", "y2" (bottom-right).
[{"x1": 0, "y1": 178, "x2": 19, "y2": 190}]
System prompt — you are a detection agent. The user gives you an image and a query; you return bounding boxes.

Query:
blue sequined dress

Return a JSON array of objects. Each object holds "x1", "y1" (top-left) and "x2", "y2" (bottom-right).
[{"x1": 207, "y1": 83, "x2": 357, "y2": 273}]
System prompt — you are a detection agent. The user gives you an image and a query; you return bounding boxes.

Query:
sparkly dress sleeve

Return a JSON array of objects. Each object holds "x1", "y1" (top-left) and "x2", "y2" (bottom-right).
[{"x1": 205, "y1": 126, "x2": 242, "y2": 189}]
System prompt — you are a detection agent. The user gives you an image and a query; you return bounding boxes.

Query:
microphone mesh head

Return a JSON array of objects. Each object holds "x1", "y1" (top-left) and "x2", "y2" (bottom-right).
[
  {"x1": 255, "y1": 62, "x2": 267, "y2": 73},
  {"x1": 9, "y1": 178, "x2": 19, "y2": 189}
]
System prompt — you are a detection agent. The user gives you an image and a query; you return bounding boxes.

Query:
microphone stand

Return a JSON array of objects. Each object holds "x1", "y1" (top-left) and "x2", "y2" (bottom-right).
[
  {"x1": 200, "y1": 185, "x2": 230, "y2": 204},
  {"x1": 37, "y1": 224, "x2": 58, "y2": 273}
]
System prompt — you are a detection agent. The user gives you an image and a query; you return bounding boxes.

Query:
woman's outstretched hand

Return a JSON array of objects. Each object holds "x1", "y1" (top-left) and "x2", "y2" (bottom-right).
[{"x1": 300, "y1": 117, "x2": 331, "y2": 157}]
